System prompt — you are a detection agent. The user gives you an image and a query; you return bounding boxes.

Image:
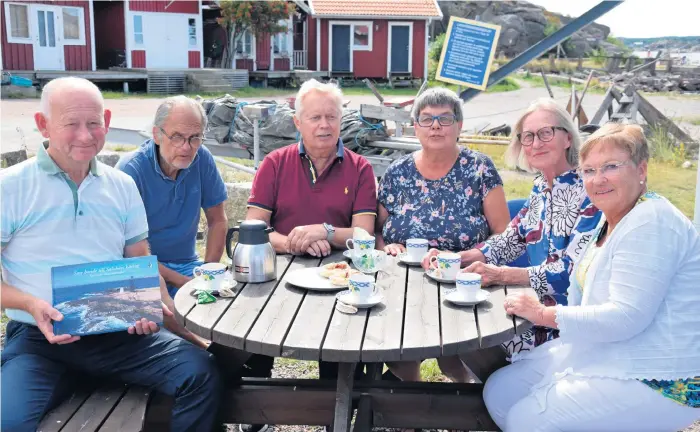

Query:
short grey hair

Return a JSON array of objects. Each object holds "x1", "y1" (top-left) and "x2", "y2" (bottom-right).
[
  {"x1": 153, "y1": 95, "x2": 207, "y2": 133},
  {"x1": 295, "y1": 79, "x2": 343, "y2": 118},
  {"x1": 40, "y1": 77, "x2": 103, "y2": 119},
  {"x1": 505, "y1": 98, "x2": 580, "y2": 172},
  {"x1": 411, "y1": 87, "x2": 464, "y2": 121}
]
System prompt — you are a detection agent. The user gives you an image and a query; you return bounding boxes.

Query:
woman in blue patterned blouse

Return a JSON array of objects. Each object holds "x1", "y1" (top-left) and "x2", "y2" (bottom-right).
[
  {"x1": 375, "y1": 87, "x2": 511, "y2": 382},
  {"x1": 422, "y1": 98, "x2": 603, "y2": 381}
]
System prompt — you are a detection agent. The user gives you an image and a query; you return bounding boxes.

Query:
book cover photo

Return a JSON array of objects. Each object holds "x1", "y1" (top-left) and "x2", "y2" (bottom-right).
[{"x1": 52, "y1": 256, "x2": 163, "y2": 336}]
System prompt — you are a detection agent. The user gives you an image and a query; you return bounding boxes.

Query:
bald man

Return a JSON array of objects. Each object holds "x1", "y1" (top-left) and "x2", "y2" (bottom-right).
[{"x1": 0, "y1": 77, "x2": 221, "y2": 431}]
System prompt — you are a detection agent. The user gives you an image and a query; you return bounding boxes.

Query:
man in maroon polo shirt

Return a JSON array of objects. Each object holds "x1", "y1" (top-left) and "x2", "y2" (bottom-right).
[{"x1": 246, "y1": 79, "x2": 377, "y2": 257}]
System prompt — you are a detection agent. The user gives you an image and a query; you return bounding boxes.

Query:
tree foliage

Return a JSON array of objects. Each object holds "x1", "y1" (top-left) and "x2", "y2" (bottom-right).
[{"x1": 217, "y1": 0, "x2": 295, "y2": 68}]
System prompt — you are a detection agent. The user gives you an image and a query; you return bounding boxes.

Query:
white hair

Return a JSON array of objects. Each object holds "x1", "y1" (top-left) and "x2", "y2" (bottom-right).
[
  {"x1": 505, "y1": 98, "x2": 581, "y2": 172},
  {"x1": 40, "y1": 77, "x2": 104, "y2": 119},
  {"x1": 294, "y1": 79, "x2": 343, "y2": 118},
  {"x1": 153, "y1": 95, "x2": 207, "y2": 133}
]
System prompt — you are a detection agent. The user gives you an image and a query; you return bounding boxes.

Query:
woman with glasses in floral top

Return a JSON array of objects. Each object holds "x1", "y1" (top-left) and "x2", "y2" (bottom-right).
[
  {"x1": 376, "y1": 87, "x2": 510, "y2": 383},
  {"x1": 422, "y1": 98, "x2": 603, "y2": 381}
]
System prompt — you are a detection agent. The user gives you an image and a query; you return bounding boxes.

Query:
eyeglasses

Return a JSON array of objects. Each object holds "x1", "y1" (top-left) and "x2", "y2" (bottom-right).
[
  {"x1": 577, "y1": 161, "x2": 631, "y2": 180},
  {"x1": 415, "y1": 114, "x2": 456, "y2": 128},
  {"x1": 158, "y1": 127, "x2": 203, "y2": 148},
  {"x1": 517, "y1": 126, "x2": 568, "y2": 146}
]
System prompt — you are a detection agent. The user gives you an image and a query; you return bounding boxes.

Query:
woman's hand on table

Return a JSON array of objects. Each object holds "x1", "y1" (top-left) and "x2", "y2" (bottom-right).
[
  {"x1": 504, "y1": 292, "x2": 545, "y2": 325},
  {"x1": 421, "y1": 248, "x2": 442, "y2": 270},
  {"x1": 383, "y1": 243, "x2": 406, "y2": 256},
  {"x1": 462, "y1": 261, "x2": 504, "y2": 286}
]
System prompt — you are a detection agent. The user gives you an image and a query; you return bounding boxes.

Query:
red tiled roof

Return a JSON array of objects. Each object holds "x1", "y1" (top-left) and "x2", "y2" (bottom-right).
[{"x1": 309, "y1": 0, "x2": 442, "y2": 18}]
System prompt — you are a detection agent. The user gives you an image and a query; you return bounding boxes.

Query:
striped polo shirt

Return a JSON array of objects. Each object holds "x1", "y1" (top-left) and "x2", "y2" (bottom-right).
[{"x1": 1, "y1": 143, "x2": 149, "y2": 325}]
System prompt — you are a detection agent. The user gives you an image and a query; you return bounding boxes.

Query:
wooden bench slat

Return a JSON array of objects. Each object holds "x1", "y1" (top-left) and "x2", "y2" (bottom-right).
[
  {"x1": 98, "y1": 387, "x2": 150, "y2": 432},
  {"x1": 37, "y1": 387, "x2": 92, "y2": 432},
  {"x1": 61, "y1": 385, "x2": 127, "y2": 432}
]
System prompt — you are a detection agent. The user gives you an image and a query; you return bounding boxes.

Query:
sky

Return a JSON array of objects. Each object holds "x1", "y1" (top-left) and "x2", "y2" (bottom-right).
[{"x1": 527, "y1": 0, "x2": 699, "y2": 38}]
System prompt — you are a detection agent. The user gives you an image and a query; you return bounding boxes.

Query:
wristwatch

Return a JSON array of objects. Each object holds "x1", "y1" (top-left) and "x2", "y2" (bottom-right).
[{"x1": 323, "y1": 223, "x2": 335, "y2": 241}]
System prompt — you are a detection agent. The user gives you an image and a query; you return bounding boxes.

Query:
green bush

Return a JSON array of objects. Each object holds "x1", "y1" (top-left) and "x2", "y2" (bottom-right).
[
  {"x1": 647, "y1": 124, "x2": 688, "y2": 165},
  {"x1": 429, "y1": 33, "x2": 446, "y2": 62}
]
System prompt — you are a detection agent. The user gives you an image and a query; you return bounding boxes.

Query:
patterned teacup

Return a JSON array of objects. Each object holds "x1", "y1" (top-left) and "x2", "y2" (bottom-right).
[
  {"x1": 405, "y1": 238, "x2": 429, "y2": 262},
  {"x1": 193, "y1": 262, "x2": 227, "y2": 291},
  {"x1": 348, "y1": 273, "x2": 379, "y2": 303},
  {"x1": 429, "y1": 252, "x2": 461, "y2": 280},
  {"x1": 345, "y1": 237, "x2": 375, "y2": 258},
  {"x1": 456, "y1": 272, "x2": 482, "y2": 298}
]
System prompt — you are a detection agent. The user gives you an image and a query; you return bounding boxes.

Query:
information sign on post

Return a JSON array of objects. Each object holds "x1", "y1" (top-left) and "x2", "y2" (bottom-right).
[{"x1": 436, "y1": 17, "x2": 501, "y2": 91}]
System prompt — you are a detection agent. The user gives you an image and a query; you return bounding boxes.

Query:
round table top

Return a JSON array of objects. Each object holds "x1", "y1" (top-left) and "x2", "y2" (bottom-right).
[{"x1": 174, "y1": 251, "x2": 531, "y2": 363}]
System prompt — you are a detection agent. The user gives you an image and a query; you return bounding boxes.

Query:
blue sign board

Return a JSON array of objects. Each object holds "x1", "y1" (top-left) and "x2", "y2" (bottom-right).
[{"x1": 436, "y1": 17, "x2": 501, "y2": 91}]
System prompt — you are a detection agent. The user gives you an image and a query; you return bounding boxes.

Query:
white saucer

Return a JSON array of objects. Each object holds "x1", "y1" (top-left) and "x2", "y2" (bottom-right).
[
  {"x1": 343, "y1": 250, "x2": 354, "y2": 259},
  {"x1": 336, "y1": 290, "x2": 383, "y2": 308},
  {"x1": 425, "y1": 269, "x2": 457, "y2": 284},
  {"x1": 398, "y1": 253, "x2": 422, "y2": 266},
  {"x1": 445, "y1": 289, "x2": 490, "y2": 306}
]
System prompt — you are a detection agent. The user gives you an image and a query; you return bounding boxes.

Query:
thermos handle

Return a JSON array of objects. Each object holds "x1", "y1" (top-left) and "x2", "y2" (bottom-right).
[{"x1": 226, "y1": 226, "x2": 239, "y2": 259}]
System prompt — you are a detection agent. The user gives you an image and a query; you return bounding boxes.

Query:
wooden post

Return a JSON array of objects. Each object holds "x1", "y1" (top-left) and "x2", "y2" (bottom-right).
[
  {"x1": 548, "y1": 53, "x2": 556, "y2": 72},
  {"x1": 540, "y1": 69, "x2": 554, "y2": 98},
  {"x1": 666, "y1": 59, "x2": 673, "y2": 74},
  {"x1": 577, "y1": 57, "x2": 583, "y2": 70},
  {"x1": 626, "y1": 57, "x2": 635, "y2": 72},
  {"x1": 332, "y1": 363, "x2": 356, "y2": 432}
]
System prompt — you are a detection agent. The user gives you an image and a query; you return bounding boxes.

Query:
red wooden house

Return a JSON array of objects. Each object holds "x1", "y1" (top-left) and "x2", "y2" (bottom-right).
[{"x1": 1, "y1": 0, "x2": 204, "y2": 71}]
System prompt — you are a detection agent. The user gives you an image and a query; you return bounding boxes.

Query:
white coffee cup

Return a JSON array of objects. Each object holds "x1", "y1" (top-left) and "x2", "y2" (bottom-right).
[
  {"x1": 345, "y1": 237, "x2": 375, "y2": 258},
  {"x1": 348, "y1": 273, "x2": 379, "y2": 302},
  {"x1": 456, "y1": 272, "x2": 482, "y2": 298},
  {"x1": 193, "y1": 262, "x2": 227, "y2": 291},
  {"x1": 429, "y1": 252, "x2": 461, "y2": 281},
  {"x1": 405, "y1": 238, "x2": 429, "y2": 261}
]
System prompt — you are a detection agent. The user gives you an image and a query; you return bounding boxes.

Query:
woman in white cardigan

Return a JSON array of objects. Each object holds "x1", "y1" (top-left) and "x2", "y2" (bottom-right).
[{"x1": 483, "y1": 123, "x2": 700, "y2": 431}]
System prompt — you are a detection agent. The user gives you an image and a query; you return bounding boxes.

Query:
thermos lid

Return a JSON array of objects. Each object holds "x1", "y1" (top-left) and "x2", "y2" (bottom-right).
[
  {"x1": 236, "y1": 220, "x2": 271, "y2": 245},
  {"x1": 239, "y1": 220, "x2": 268, "y2": 232}
]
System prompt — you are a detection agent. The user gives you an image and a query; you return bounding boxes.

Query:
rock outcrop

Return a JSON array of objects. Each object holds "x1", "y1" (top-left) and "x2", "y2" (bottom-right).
[{"x1": 433, "y1": 1, "x2": 616, "y2": 58}]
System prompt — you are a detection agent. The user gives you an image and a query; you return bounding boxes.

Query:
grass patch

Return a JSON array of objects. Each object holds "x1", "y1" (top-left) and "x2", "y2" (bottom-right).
[
  {"x1": 675, "y1": 116, "x2": 700, "y2": 126},
  {"x1": 519, "y1": 72, "x2": 608, "y2": 95},
  {"x1": 108, "y1": 144, "x2": 138, "y2": 152}
]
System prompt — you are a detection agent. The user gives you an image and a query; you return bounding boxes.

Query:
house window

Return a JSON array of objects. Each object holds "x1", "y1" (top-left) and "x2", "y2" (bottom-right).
[
  {"x1": 272, "y1": 32, "x2": 288, "y2": 55},
  {"x1": 133, "y1": 15, "x2": 144, "y2": 45},
  {"x1": 4, "y1": 2, "x2": 31, "y2": 43},
  {"x1": 188, "y1": 18, "x2": 196, "y2": 47},
  {"x1": 62, "y1": 7, "x2": 85, "y2": 45},
  {"x1": 236, "y1": 30, "x2": 252, "y2": 55},
  {"x1": 352, "y1": 22, "x2": 372, "y2": 51}
]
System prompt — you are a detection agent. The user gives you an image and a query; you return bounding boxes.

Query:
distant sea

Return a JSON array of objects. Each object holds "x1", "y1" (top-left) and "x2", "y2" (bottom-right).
[{"x1": 632, "y1": 51, "x2": 700, "y2": 65}]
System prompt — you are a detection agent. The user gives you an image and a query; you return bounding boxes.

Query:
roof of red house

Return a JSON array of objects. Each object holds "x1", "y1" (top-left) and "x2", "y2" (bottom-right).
[{"x1": 308, "y1": 0, "x2": 442, "y2": 19}]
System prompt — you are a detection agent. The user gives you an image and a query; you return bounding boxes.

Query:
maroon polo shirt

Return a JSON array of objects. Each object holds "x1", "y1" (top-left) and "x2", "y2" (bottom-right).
[{"x1": 247, "y1": 140, "x2": 377, "y2": 235}]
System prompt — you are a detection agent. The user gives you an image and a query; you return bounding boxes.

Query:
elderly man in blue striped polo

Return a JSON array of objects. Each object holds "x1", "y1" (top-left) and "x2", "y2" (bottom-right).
[{"x1": 0, "y1": 77, "x2": 221, "y2": 431}]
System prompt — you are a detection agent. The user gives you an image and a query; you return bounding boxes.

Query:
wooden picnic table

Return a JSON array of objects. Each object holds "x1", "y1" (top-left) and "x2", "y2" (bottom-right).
[{"x1": 174, "y1": 250, "x2": 532, "y2": 431}]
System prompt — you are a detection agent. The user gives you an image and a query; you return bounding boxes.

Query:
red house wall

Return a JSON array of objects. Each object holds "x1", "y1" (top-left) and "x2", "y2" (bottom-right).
[
  {"x1": 256, "y1": 33, "x2": 271, "y2": 70},
  {"x1": 274, "y1": 58, "x2": 290, "y2": 71},
  {"x1": 1, "y1": 0, "x2": 92, "y2": 71},
  {"x1": 318, "y1": 18, "x2": 427, "y2": 79},
  {"x1": 128, "y1": 1, "x2": 199, "y2": 14},
  {"x1": 308, "y1": 17, "x2": 317, "y2": 70},
  {"x1": 131, "y1": 50, "x2": 146, "y2": 68},
  {"x1": 236, "y1": 59, "x2": 254, "y2": 71}
]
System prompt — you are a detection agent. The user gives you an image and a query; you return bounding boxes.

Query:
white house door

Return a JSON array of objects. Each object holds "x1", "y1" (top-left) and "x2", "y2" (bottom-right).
[
  {"x1": 33, "y1": 5, "x2": 64, "y2": 70},
  {"x1": 142, "y1": 14, "x2": 189, "y2": 68}
]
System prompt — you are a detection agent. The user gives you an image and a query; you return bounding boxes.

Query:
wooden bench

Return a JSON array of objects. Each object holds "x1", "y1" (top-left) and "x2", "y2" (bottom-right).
[{"x1": 38, "y1": 384, "x2": 171, "y2": 432}]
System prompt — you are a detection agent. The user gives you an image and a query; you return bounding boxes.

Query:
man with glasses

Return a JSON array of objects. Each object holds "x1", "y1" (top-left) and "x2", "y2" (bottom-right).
[{"x1": 117, "y1": 96, "x2": 228, "y2": 313}]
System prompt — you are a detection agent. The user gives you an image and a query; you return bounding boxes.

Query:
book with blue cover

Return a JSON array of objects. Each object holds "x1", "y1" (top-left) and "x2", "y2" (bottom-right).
[{"x1": 52, "y1": 256, "x2": 163, "y2": 336}]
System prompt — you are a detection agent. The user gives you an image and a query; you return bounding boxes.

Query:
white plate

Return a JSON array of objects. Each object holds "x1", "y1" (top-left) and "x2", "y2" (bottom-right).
[
  {"x1": 445, "y1": 289, "x2": 490, "y2": 306},
  {"x1": 284, "y1": 268, "x2": 346, "y2": 291},
  {"x1": 336, "y1": 290, "x2": 383, "y2": 308},
  {"x1": 425, "y1": 269, "x2": 457, "y2": 284},
  {"x1": 398, "y1": 253, "x2": 422, "y2": 266}
]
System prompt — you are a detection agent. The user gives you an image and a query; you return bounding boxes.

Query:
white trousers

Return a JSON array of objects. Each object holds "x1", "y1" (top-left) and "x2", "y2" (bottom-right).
[{"x1": 483, "y1": 354, "x2": 700, "y2": 432}]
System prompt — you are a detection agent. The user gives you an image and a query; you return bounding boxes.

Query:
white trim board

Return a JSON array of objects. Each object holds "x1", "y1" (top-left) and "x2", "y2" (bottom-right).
[
  {"x1": 316, "y1": 17, "x2": 320, "y2": 71},
  {"x1": 88, "y1": 0, "x2": 96, "y2": 70},
  {"x1": 387, "y1": 21, "x2": 413, "y2": 77},
  {"x1": 423, "y1": 19, "x2": 429, "y2": 80},
  {"x1": 313, "y1": 14, "x2": 439, "y2": 20}
]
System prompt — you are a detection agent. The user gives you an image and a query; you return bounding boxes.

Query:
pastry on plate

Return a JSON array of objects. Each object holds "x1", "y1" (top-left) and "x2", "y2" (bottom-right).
[
  {"x1": 319, "y1": 261, "x2": 350, "y2": 278},
  {"x1": 329, "y1": 268, "x2": 361, "y2": 286}
]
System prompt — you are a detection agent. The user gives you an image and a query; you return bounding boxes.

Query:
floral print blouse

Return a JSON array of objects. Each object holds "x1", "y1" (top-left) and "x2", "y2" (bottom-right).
[
  {"x1": 477, "y1": 170, "x2": 602, "y2": 356},
  {"x1": 378, "y1": 148, "x2": 503, "y2": 251}
]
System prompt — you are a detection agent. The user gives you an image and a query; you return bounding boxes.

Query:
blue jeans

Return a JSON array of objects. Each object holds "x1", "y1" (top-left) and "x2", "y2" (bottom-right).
[
  {"x1": 162, "y1": 259, "x2": 204, "y2": 298},
  {"x1": 1, "y1": 321, "x2": 222, "y2": 432}
]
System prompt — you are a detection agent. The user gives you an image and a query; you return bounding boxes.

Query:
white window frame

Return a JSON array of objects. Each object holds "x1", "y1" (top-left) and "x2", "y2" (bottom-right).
[
  {"x1": 188, "y1": 17, "x2": 197, "y2": 47},
  {"x1": 4, "y1": 2, "x2": 32, "y2": 44},
  {"x1": 132, "y1": 14, "x2": 144, "y2": 47},
  {"x1": 61, "y1": 6, "x2": 86, "y2": 46},
  {"x1": 235, "y1": 29, "x2": 253, "y2": 56},
  {"x1": 350, "y1": 21, "x2": 372, "y2": 51}
]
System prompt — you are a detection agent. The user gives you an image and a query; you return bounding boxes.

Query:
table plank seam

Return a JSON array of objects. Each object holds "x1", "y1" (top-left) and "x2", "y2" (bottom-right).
[
  {"x1": 437, "y1": 281, "x2": 444, "y2": 355},
  {"x1": 205, "y1": 285, "x2": 245, "y2": 340},
  {"x1": 473, "y1": 304, "x2": 484, "y2": 349},
  {"x1": 397, "y1": 264, "x2": 410, "y2": 357}
]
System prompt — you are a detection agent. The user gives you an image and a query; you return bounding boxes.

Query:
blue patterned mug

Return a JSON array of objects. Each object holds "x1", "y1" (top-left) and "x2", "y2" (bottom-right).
[
  {"x1": 193, "y1": 263, "x2": 227, "y2": 291},
  {"x1": 429, "y1": 252, "x2": 461, "y2": 280},
  {"x1": 348, "y1": 273, "x2": 379, "y2": 302},
  {"x1": 405, "y1": 238, "x2": 429, "y2": 261},
  {"x1": 345, "y1": 237, "x2": 375, "y2": 258},
  {"x1": 456, "y1": 272, "x2": 482, "y2": 297}
]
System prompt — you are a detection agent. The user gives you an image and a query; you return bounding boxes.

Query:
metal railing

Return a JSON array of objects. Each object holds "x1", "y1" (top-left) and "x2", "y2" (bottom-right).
[{"x1": 293, "y1": 50, "x2": 307, "y2": 69}]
